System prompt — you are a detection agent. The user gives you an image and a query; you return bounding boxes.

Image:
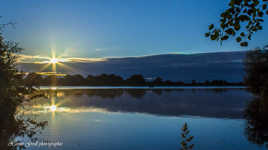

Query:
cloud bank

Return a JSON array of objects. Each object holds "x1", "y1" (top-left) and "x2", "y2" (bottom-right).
[{"x1": 16, "y1": 54, "x2": 107, "y2": 64}]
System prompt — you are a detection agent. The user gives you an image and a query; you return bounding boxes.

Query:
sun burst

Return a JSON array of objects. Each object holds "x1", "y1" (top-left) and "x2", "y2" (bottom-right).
[
  {"x1": 49, "y1": 105, "x2": 57, "y2": 112},
  {"x1": 49, "y1": 58, "x2": 59, "y2": 64}
]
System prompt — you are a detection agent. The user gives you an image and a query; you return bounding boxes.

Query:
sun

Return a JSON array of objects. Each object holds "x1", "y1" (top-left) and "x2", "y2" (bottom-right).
[
  {"x1": 49, "y1": 105, "x2": 57, "y2": 112},
  {"x1": 49, "y1": 58, "x2": 59, "y2": 64}
]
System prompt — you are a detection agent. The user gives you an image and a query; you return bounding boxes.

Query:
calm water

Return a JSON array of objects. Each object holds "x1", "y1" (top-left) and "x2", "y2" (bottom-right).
[
  {"x1": 40, "y1": 86, "x2": 246, "y2": 90},
  {"x1": 23, "y1": 88, "x2": 266, "y2": 150}
]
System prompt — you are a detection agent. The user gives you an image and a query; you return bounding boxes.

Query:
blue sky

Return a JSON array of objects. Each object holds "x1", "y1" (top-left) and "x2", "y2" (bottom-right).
[{"x1": 1, "y1": 0, "x2": 268, "y2": 58}]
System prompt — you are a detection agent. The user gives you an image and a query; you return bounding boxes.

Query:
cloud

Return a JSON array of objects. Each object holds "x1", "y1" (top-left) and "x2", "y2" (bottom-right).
[
  {"x1": 95, "y1": 48, "x2": 102, "y2": 51},
  {"x1": 35, "y1": 72, "x2": 66, "y2": 76},
  {"x1": 16, "y1": 54, "x2": 51, "y2": 63},
  {"x1": 16, "y1": 54, "x2": 107, "y2": 64},
  {"x1": 64, "y1": 57, "x2": 107, "y2": 63}
]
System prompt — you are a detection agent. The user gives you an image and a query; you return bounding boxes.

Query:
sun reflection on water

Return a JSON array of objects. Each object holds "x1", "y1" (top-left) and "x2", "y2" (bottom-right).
[
  {"x1": 25, "y1": 105, "x2": 108, "y2": 114},
  {"x1": 50, "y1": 87, "x2": 57, "y2": 90}
]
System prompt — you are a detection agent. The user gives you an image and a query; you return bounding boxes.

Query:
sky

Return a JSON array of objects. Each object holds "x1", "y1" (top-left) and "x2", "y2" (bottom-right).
[{"x1": 1, "y1": 0, "x2": 268, "y2": 59}]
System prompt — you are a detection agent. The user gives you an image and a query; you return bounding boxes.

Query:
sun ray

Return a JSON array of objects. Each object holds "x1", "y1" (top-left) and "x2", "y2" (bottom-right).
[
  {"x1": 50, "y1": 95, "x2": 56, "y2": 119},
  {"x1": 36, "y1": 49, "x2": 79, "y2": 86},
  {"x1": 57, "y1": 62, "x2": 76, "y2": 72},
  {"x1": 39, "y1": 63, "x2": 51, "y2": 72},
  {"x1": 52, "y1": 62, "x2": 57, "y2": 72}
]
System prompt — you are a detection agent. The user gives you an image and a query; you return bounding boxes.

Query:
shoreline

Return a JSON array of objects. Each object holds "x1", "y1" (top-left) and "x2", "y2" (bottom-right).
[{"x1": 38, "y1": 86, "x2": 246, "y2": 90}]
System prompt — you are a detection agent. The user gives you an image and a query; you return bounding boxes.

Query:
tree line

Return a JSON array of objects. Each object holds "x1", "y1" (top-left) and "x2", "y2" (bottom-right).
[{"x1": 24, "y1": 73, "x2": 244, "y2": 86}]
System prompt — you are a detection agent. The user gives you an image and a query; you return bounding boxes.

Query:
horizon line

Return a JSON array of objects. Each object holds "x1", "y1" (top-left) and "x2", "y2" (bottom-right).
[{"x1": 17, "y1": 49, "x2": 249, "y2": 64}]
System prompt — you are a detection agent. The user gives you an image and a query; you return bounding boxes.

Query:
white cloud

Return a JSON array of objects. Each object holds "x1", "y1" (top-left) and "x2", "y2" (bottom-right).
[
  {"x1": 95, "y1": 48, "x2": 102, "y2": 51},
  {"x1": 16, "y1": 54, "x2": 107, "y2": 64}
]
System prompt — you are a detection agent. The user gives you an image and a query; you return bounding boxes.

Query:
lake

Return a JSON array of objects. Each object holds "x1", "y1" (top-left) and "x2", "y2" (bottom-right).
[{"x1": 21, "y1": 87, "x2": 266, "y2": 150}]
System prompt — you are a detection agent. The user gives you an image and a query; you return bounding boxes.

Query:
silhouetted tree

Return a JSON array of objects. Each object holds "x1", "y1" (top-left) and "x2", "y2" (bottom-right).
[
  {"x1": 153, "y1": 77, "x2": 163, "y2": 85},
  {"x1": 244, "y1": 47, "x2": 268, "y2": 97},
  {"x1": 206, "y1": 0, "x2": 268, "y2": 47},
  {"x1": 23, "y1": 73, "x2": 242, "y2": 86},
  {"x1": 204, "y1": 80, "x2": 210, "y2": 85},
  {"x1": 0, "y1": 23, "x2": 47, "y2": 150},
  {"x1": 126, "y1": 74, "x2": 146, "y2": 85},
  {"x1": 95, "y1": 74, "x2": 124, "y2": 86},
  {"x1": 24, "y1": 72, "x2": 43, "y2": 87},
  {"x1": 191, "y1": 80, "x2": 197, "y2": 85},
  {"x1": 86, "y1": 75, "x2": 98, "y2": 85},
  {"x1": 72, "y1": 74, "x2": 86, "y2": 85}
]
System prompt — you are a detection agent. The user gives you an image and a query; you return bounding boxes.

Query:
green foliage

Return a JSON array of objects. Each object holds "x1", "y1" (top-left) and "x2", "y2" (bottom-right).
[
  {"x1": 206, "y1": 0, "x2": 268, "y2": 46},
  {"x1": 180, "y1": 123, "x2": 194, "y2": 150},
  {"x1": 244, "y1": 46, "x2": 268, "y2": 97}
]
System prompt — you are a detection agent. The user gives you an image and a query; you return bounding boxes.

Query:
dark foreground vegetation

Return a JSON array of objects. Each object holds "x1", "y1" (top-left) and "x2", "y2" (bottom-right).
[
  {"x1": 0, "y1": 24, "x2": 47, "y2": 150},
  {"x1": 24, "y1": 73, "x2": 244, "y2": 86}
]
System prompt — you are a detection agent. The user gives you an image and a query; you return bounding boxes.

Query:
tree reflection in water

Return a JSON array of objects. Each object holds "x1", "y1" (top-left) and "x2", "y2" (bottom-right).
[
  {"x1": 244, "y1": 96, "x2": 268, "y2": 148},
  {"x1": 30, "y1": 88, "x2": 249, "y2": 118},
  {"x1": 0, "y1": 103, "x2": 48, "y2": 150},
  {"x1": 0, "y1": 92, "x2": 48, "y2": 150}
]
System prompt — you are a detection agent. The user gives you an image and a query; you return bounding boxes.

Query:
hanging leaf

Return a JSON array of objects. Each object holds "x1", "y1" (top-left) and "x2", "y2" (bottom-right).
[
  {"x1": 240, "y1": 41, "x2": 248, "y2": 47},
  {"x1": 209, "y1": 24, "x2": 214, "y2": 30},
  {"x1": 205, "y1": 32, "x2": 210, "y2": 37},
  {"x1": 263, "y1": 4, "x2": 267, "y2": 10},
  {"x1": 236, "y1": 36, "x2": 242, "y2": 42}
]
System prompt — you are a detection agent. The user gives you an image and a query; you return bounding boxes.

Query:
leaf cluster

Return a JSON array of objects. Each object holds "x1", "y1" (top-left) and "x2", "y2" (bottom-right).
[{"x1": 205, "y1": 0, "x2": 268, "y2": 46}]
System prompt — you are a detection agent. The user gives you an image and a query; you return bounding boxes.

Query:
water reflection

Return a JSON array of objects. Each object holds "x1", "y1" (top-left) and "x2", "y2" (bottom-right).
[
  {"x1": 20, "y1": 88, "x2": 268, "y2": 150},
  {"x1": 27, "y1": 88, "x2": 251, "y2": 119},
  {"x1": 0, "y1": 107, "x2": 47, "y2": 150},
  {"x1": 244, "y1": 96, "x2": 268, "y2": 148}
]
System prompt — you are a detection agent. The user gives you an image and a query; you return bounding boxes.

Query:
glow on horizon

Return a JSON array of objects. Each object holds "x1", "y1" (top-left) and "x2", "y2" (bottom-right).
[
  {"x1": 38, "y1": 49, "x2": 75, "y2": 73},
  {"x1": 49, "y1": 58, "x2": 60, "y2": 64},
  {"x1": 17, "y1": 54, "x2": 107, "y2": 64},
  {"x1": 24, "y1": 105, "x2": 109, "y2": 114},
  {"x1": 49, "y1": 58, "x2": 63, "y2": 64}
]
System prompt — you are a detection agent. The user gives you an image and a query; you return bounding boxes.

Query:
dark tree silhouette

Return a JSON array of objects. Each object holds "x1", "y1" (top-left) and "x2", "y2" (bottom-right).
[
  {"x1": 153, "y1": 77, "x2": 163, "y2": 85},
  {"x1": 0, "y1": 23, "x2": 47, "y2": 150},
  {"x1": 244, "y1": 46, "x2": 268, "y2": 97},
  {"x1": 126, "y1": 74, "x2": 146, "y2": 85},
  {"x1": 23, "y1": 72, "x2": 243, "y2": 86},
  {"x1": 191, "y1": 80, "x2": 197, "y2": 85},
  {"x1": 24, "y1": 72, "x2": 42, "y2": 87},
  {"x1": 206, "y1": 0, "x2": 268, "y2": 46}
]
